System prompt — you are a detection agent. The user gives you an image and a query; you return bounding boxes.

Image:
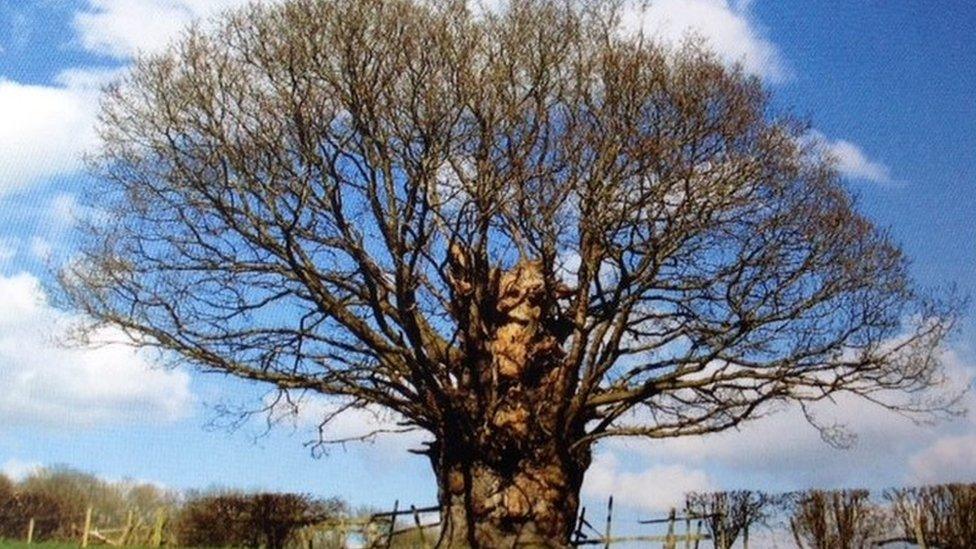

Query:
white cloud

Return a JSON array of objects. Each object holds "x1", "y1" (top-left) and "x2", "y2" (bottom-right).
[
  {"x1": 597, "y1": 361, "x2": 974, "y2": 504},
  {"x1": 2, "y1": 0, "x2": 790, "y2": 197},
  {"x1": 265, "y1": 393, "x2": 430, "y2": 459},
  {"x1": 619, "y1": 0, "x2": 786, "y2": 81},
  {"x1": 807, "y1": 130, "x2": 892, "y2": 183},
  {"x1": 74, "y1": 0, "x2": 785, "y2": 79},
  {"x1": 0, "y1": 1, "x2": 247, "y2": 197},
  {"x1": 47, "y1": 193, "x2": 82, "y2": 227},
  {"x1": 583, "y1": 349, "x2": 975, "y2": 514},
  {"x1": 0, "y1": 239, "x2": 16, "y2": 265},
  {"x1": 0, "y1": 273, "x2": 193, "y2": 429},
  {"x1": 0, "y1": 77, "x2": 99, "y2": 196},
  {"x1": 73, "y1": 0, "x2": 255, "y2": 58},
  {"x1": 0, "y1": 1, "x2": 260, "y2": 197},
  {"x1": 1, "y1": 458, "x2": 42, "y2": 481},
  {"x1": 28, "y1": 237, "x2": 53, "y2": 261},
  {"x1": 824, "y1": 139, "x2": 892, "y2": 183},
  {"x1": 582, "y1": 452, "x2": 713, "y2": 512},
  {"x1": 621, "y1": 400, "x2": 927, "y2": 489},
  {"x1": 909, "y1": 434, "x2": 976, "y2": 485}
]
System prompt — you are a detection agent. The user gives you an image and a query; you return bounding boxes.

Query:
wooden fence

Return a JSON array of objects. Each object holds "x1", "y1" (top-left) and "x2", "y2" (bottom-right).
[
  {"x1": 323, "y1": 496, "x2": 713, "y2": 548},
  {"x1": 571, "y1": 497, "x2": 713, "y2": 548},
  {"x1": 3, "y1": 495, "x2": 950, "y2": 548},
  {"x1": 2, "y1": 505, "x2": 168, "y2": 547}
]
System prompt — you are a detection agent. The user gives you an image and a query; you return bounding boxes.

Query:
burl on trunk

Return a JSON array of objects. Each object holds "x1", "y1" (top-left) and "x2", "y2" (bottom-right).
[{"x1": 432, "y1": 251, "x2": 590, "y2": 547}]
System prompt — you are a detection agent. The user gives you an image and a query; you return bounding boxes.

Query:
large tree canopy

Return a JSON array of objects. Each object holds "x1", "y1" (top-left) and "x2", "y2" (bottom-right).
[{"x1": 63, "y1": 0, "x2": 960, "y2": 545}]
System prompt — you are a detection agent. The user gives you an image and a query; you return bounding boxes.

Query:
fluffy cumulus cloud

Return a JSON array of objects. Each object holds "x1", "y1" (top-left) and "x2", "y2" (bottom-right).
[
  {"x1": 0, "y1": 458, "x2": 42, "y2": 481},
  {"x1": 826, "y1": 139, "x2": 892, "y2": 183},
  {"x1": 0, "y1": 273, "x2": 193, "y2": 429},
  {"x1": 619, "y1": 0, "x2": 786, "y2": 81},
  {"x1": 580, "y1": 351, "x2": 975, "y2": 513},
  {"x1": 264, "y1": 393, "x2": 431, "y2": 459},
  {"x1": 807, "y1": 130, "x2": 893, "y2": 183},
  {"x1": 75, "y1": 0, "x2": 785, "y2": 77},
  {"x1": 73, "y1": 0, "x2": 255, "y2": 58},
  {"x1": 909, "y1": 434, "x2": 976, "y2": 484},
  {"x1": 583, "y1": 452, "x2": 713, "y2": 512},
  {"x1": 0, "y1": 0, "x2": 260, "y2": 197},
  {"x1": 2, "y1": 0, "x2": 793, "y2": 197},
  {"x1": 0, "y1": 239, "x2": 16, "y2": 265},
  {"x1": 0, "y1": 73, "x2": 102, "y2": 196},
  {"x1": 623, "y1": 400, "x2": 931, "y2": 489}
]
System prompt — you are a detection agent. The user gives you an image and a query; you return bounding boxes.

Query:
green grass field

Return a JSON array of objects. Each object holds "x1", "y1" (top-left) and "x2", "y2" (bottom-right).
[
  {"x1": 0, "y1": 542, "x2": 81, "y2": 549},
  {"x1": 0, "y1": 544, "x2": 165, "y2": 549}
]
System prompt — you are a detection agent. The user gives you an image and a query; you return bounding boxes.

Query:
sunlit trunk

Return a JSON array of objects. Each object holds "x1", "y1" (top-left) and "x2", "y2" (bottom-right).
[
  {"x1": 431, "y1": 256, "x2": 590, "y2": 547},
  {"x1": 432, "y1": 442, "x2": 588, "y2": 548}
]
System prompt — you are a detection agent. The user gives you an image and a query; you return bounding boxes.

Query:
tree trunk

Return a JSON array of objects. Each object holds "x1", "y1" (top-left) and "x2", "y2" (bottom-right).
[
  {"x1": 432, "y1": 444, "x2": 588, "y2": 548},
  {"x1": 431, "y1": 254, "x2": 590, "y2": 547}
]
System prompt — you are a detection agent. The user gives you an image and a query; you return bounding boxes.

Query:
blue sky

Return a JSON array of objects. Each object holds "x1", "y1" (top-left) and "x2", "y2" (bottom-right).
[{"x1": 1, "y1": 0, "x2": 974, "y2": 523}]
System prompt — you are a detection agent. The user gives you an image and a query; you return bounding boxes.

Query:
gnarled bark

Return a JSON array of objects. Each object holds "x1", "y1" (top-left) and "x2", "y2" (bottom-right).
[
  {"x1": 432, "y1": 441, "x2": 588, "y2": 548},
  {"x1": 432, "y1": 256, "x2": 587, "y2": 547}
]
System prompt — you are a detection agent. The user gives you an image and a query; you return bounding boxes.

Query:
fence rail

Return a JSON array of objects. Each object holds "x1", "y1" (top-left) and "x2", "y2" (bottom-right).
[
  {"x1": 569, "y1": 498, "x2": 713, "y2": 548},
  {"x1": 4, "y1": 493, "x2": 949, "y2": 548},
  {"x1": 6, "y1": 497, "x2": 710, "y2": 548},
  {"x1": 5, "y1": 505, "x2": 169, "y2": 547}
]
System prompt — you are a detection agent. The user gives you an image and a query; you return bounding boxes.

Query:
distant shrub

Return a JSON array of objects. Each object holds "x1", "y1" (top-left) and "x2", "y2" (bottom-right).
[
  {"x1": 177, "y1": 492, "x2": 343, "y2": 549},
  {"x1": 686, "y1": 490, "x2": 780, "y2": 549},
  {"x1": 18, "y1": 466, "x2": 119, "y2": 524},
  {"x1": 0, "y1": 491, "x2": 69, "y2": 541},
  {"x1": 19, "y1": 466, "x2": 181, "y2": 539},
  {"x1": 0, "y1": 474, "x2": 13, "y2": 503},
  {"x1": 177, "y1": 492, "x2": 252, "y2": 547},
  {"x1": 788, "y1": 489, "x2": 886, "y2": 549},
  {"x1": 885, "y1": 483, "x2": 976, "y2": 548}
]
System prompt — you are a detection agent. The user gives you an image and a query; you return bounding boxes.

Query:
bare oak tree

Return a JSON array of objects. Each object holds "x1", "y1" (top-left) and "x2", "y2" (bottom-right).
[
  {"x1": 885, "y1": 483, "x2": 976, "y2": 547},
  {"x1": 63, "y1": 0, "x2": 961, "y2": 545},
  {"x1": 686, "y1": 490, "x2": 780, "y2": 548},
  {"x1": 789, "y1": 490, "x2": 887, "y2": 549}
]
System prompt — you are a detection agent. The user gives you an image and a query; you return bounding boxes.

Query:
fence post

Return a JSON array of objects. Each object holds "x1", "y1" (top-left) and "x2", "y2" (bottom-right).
[
  {"x1": 603, "y1": 496, "x2": 613, "y2": 549},
  {"x1": 26, "y1": 517, "x2": 35, "y2": 544},
  {"x1": 573, "y1": 506, "x2": 586, "y2": 545},
  {"x1": 119, "y1": 509, "x2": 134, "y2": 546},
  {"x1": 664, "y1": 508, "x2": 676, "y2": 549},
  {"x1": 151, "y1": 508, "x2": 165, "y2": 547},
  {"x1": 411, "y1": 504, "x2": 429, "y2": 548},
  {"x1": 913, "y1": 512, "x2": 928, "y2": 549},
  {"x1": 386, "y1": 499, "x2": 399, "y2": 549},
  {"x1": 683, "y1": 507, "x2": 691, "y2": 549},
  {"x1": 81, "y1": 506, "x2": 93, "y2": 547}
]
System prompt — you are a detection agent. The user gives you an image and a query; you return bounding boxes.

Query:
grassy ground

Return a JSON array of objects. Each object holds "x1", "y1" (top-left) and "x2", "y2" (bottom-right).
[
  {"x1": 0, "y1": 542, "x2": 81, "y2": 549},
  {"x1": 0, "y1": 542, "x2": 159, "y2": 549}
]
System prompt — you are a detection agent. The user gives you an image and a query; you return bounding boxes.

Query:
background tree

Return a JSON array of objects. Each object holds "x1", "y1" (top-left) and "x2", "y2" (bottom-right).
[
  {"x1": 248, "y1": 492, "x2": 343, "y2": 549},
  {"x1": 176, "y1": 491, "x2": 342, "y2": 549},
  {"x1": 18, "y1": 466, "x2": 126, "y2": 528},
  {"x1": 0, "y1": 491, "x2": 68, "y2": 542},
  {"x1": 0, "y1": 466, "x2": 178, "y2": 543},
  {"x1": 788, "y1": 489, "x2": 886, "y2": 549},
  {"x1": 177, "y1": 492, "x2": 254, "y2": 548},
  {"x1": 686, "y1": 490, "x2": 779, "y2": 548},
  {"x1": 885, "y1": 483, "x2": 976, "y2": 547},
  {"x1": 0, "y1": 474, "x2": 12, "y2": 503},
  {"x1": 63, "y1": 0, "x2": 961, "y2": 545}
]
